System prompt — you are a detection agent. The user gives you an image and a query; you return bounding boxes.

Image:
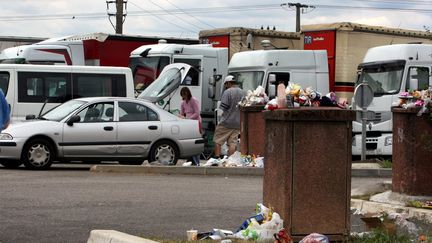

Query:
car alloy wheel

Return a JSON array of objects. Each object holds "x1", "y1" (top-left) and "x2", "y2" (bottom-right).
[
  {"x1": 22, "y1": 139, "x2": 54, "y2": 170},
  {"x1": 150, "y1": 140, "x2": 179, "y2": 165}
]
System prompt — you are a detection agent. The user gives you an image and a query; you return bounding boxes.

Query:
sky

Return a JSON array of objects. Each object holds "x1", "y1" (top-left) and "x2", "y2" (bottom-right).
[{"x1": 0, "y1": 0, "x2": 430, "y2": 39}]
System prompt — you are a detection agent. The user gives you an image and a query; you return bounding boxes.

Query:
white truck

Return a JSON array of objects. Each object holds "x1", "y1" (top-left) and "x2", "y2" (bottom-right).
[
  {"x1": 227, "y1": 49, "x2": 330, "y2": 98},
  {"x1": 352, "y1": 44, "x2": 432, "y2": 158},
  {"x1": 133, "y1": 43, "x2": 228, "y2": 135}
]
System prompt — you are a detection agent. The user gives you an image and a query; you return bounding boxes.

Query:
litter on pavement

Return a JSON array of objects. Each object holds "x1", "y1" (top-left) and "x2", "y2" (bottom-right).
[{"x1": 202, "y1": 151, "x2": 264, "y2": 167}]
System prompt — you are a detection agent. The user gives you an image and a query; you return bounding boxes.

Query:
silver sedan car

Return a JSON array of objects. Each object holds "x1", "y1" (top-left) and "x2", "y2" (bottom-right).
[{"x1": 0, "y1": 97, "x2": 204, "y2": 169}]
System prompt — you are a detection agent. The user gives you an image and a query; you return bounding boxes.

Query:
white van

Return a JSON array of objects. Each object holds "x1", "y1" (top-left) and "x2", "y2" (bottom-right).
[{"x1": 0, "y1": 64, "x2": 134, "y2": 121}]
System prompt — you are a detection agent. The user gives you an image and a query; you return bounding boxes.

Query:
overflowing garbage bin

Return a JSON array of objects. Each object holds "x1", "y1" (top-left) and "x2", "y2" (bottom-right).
[
  {"x1": 262, "y1": 107, "x2": 355, "y2": 241},
  {"x1": 392, "y1": 107, "x2": 432, "y2": 196},
  {"x1": 240, "y1": 105, "x2": 265, "y2": 157}
]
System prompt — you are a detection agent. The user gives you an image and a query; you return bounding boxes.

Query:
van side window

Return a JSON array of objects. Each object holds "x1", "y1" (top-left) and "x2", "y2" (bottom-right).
[
  {"x1": 73, "y1": 74, "x2": 126, "y2": 98},
  {"x1": 406, "y1": 67, "x2": 430, "y2": 91},
  {"x1": 18, "y1": 72, "x2": 71, "y2": 103},
  {"x1": 174, "y1": 58, "x2": 201, "y2": 86},
  {"x1": 118, "y1": 102, "x2": 159, "y2": 122},
  {"x1": 0, "y1": 72, "x2": 10, "y2": 95},
  {"x1": 268, "y1": 73, "x2": 290, "y2": 87}
]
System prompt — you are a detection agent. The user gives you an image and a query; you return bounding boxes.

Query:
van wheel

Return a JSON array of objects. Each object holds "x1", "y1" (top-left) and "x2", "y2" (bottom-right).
[
  {"x1": 21, "y1": 139, "x2": 54, "y2": 170},
  {"x1": 0, "y1": 160, "x2": 22, "y2": 169},
  {"x1": 149, "y1": 140, "x2": 179, "y2": 165}
]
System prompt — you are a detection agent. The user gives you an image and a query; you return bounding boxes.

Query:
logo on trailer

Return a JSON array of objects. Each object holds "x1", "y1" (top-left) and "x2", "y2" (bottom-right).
[{"x1": 304, "y1": 36, "x2": 312, "y2": 45}]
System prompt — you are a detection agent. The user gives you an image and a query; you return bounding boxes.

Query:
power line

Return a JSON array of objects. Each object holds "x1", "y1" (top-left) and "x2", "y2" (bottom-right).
[
  {"x1": 165, "y1": 0, "x2": 216, "y2": 29},
  {"x1": 0, "y1": 3, "x2": 431, "y2": 22},
  {"x1": 145, "y1": 0, "x2": 202, "y2": 31},
  {"x1": 127, "y1": 0, "x2": 197, "y2": 34}
]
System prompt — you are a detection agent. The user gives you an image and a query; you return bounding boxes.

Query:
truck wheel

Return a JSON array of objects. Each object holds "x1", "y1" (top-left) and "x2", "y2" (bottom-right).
[
  {"x1": 0, "y1": 160, "x2": 22, "y2": 169},
  {"x1": 149, "y1": 140, "x2": 179, "y2": 165},
  {"x1": 21, "y1": 139, "x2": 54, "y2": 170}
]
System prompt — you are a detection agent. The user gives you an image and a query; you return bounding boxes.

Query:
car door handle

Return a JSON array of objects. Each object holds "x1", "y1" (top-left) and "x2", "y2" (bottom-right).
[
  {"x1": 104, "y1": 126, "x2": 114, "y2": 131},
  {"x1": 148, "y1": 125, "x2": 158, "y2": 130}
]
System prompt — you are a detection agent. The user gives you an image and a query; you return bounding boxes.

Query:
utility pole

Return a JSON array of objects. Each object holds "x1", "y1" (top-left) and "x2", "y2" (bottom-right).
[
  {"x1": 281, "y1": 3, "x2": 314, "y2": 32},
  {"x1": 115, "y1": 0, "x2": 124, "y2": 34},
  {"x1": 106, "y1": 0, "x2": 127, "y2": 34}
]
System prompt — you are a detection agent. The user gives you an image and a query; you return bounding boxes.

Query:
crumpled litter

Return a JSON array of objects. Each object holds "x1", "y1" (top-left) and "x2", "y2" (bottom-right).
[
  {"x1": 239, "y1": 85, "x2": 269, "y2": 107},
  {"x1": 203, "y1": 151, "x2": 264, "y2": 167},
  {"x1": 195, "y1": 203, "x2": 283, "y2": 241}
]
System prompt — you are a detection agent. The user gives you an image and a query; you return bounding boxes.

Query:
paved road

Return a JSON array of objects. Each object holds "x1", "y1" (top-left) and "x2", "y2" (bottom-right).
[{"x1": 0, "y1": 164, "x2": 387, "y2": 243}]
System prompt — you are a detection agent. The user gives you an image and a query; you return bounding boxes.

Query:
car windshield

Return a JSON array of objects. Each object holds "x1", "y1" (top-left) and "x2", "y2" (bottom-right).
[
  {"x1": 138, "y1": 68, "x2": 182, "y2": 101},
  {"x1": 229, "y1": 71, "x2": 264, "y2": 92},
  {"x1": 357, "y1": 61, "x2": 405, "y2": 96},
  {"x1": 42, "y1": 100, "x2": 86, "y2": 121}
]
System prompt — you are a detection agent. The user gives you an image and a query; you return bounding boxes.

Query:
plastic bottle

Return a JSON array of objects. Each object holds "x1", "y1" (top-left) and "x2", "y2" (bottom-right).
[{"x1": 277, "y1": 83, "x2": 286, "y2": 108}]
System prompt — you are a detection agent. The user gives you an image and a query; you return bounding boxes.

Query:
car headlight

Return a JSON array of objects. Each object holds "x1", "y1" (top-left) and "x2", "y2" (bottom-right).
[
  {"x1": 384, "y1": 136, "x2": 392, "y2": 146},
  {"x1": 0, "y1": 133, "x2": 13, "y2": 140}
]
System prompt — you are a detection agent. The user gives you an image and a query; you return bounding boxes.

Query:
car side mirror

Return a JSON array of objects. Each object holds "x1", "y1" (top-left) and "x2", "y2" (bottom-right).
[
  {"x1": 67, "y1": 115, "x2": 81, "y2": 126},
  {"x1": 26, "y1": 114, "x2": 36, "y2": 120}
]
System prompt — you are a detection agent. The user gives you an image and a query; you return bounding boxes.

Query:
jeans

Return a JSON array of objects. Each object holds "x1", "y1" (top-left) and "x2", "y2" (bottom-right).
[{"x1": 191, "y1": 155, "x2": 200, "y2": 166}]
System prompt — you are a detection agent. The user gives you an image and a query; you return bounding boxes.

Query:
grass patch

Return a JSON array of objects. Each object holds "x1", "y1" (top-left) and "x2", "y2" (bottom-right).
[
  {"x1": 351, "y1": 194, "x2": 372, "y2": 201},
  {"x1": 378, "y1": 158, "x2": 392, "y2": 168},
  {"x1": 349, "y1": 229, "x2": 411, "y2": 243}
]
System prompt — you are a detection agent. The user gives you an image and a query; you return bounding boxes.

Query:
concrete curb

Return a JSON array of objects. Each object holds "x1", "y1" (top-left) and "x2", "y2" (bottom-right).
[
  {"x1": 87, "y1": 230, "x2": 159, "y2": 243},
  {"x1": 90, "y1": 165, "x2": 263, "y2": 176},
  {"x1": 90, "y1": 165, "x2": 392, "y2": 178},
  {"x1": 351, "y1": 168, "x2": 392, "y2": 178},
  {"x1": 351, "y1": 199, "x2": 432, "y2": 224}
]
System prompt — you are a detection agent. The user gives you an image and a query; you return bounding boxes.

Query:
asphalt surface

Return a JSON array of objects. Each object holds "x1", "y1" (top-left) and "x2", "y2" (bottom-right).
[{"x1": 0, "y1": 163, "x2": 385, "y2": 243}]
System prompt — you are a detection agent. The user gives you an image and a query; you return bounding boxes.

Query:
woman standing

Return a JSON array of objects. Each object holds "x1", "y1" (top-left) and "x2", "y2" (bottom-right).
[{"x1": 179, "y1": 87, "x2": 202, "y2": 166}]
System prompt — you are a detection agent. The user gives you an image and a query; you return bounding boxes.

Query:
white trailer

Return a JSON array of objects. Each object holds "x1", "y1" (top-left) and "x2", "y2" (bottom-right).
[{"x1": 352, "y1": 44, "x2": 432, "y2": 157}]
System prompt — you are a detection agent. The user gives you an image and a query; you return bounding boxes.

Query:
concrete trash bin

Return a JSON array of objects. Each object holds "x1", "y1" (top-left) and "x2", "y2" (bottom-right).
[
  {"x1": 262, "y1": 107, "x2": 355, "y2": 241},
  {"x1": 392, "y1": 107, "x2": 432, "y2": 196},
  {"x1": 240, "y1": 105, "x2": 266, "y2": 157}
]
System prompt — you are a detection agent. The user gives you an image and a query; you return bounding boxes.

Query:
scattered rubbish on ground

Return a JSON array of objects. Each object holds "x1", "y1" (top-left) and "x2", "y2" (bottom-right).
[{"x1": 203, "y1": 151, "x2": 264, "y2": 167}]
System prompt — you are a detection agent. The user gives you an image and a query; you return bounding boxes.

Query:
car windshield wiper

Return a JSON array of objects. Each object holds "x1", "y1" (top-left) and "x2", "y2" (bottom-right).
[{"x1": 38, "y1": 116, "x2": 48, "y2": 120}]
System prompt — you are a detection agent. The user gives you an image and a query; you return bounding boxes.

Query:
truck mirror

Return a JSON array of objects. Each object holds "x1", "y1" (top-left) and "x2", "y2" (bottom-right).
[
  {"x1": 209, "y1": 76, "x2": 215, "y2": 86},
  {"x1": 409, "y1": 78, "x2": 418, "y2": 91},
  {"x1": 269, "y1": 74, "x2": 276, "y2": 84},
  {"x1": 268, "y1": 84, "x2": 276, "y2": 98},
  {"x1": 208, "y1": 86, "x2": 215, "y2": 98}
]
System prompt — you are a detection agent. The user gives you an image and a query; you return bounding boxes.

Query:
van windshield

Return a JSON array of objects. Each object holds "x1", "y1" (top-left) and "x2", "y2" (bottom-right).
[
  {"x1": 42, "y1": 100, "x2": 86, "y2": 121},
  {"x1": 129, "y1": 56, "x2": 170, "y2": 94},
  {"x1": 229, "y1": 71, "x2": 264, "y2": 92}
]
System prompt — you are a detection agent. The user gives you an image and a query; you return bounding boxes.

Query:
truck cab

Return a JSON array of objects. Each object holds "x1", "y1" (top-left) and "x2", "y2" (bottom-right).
[
  {"x1": 227, "y1": 49, "x2": 330, "y2": 98},
  {"x1": 352, "y1": 44, "x2": 432, "y2": 157}
]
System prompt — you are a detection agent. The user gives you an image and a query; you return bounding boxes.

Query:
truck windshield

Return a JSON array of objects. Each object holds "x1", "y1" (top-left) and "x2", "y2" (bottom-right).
[
  {"x1": 129, "y1": 56, "x2": 170, "y2": 94},
  {"x1": 230, "y1": 71, "x2": 264, "y2": 92},
  {"x1": 138, "y1": 68, "x2": 182, "y2": 102},
  {"x1": 357, "y1": 61, "x2": 405, "y2": 96}
]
